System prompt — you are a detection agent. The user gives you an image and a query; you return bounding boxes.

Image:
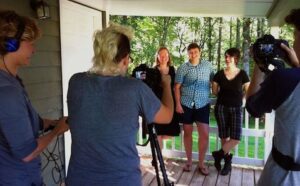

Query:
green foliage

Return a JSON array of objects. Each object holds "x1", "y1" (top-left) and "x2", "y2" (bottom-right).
[
  {"x1": 280, "y1": 24, "x2": 295, "y2": 45},
  {"x1": 110, "y1": 15, "x2": 294, "y2": 75}
]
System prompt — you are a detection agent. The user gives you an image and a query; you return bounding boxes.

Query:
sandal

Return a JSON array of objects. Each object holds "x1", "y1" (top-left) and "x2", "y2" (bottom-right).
[
  {"x1": 183, "y1": 163, "x2": 192, "y2": 172},
  {"x1": 198, "y1": 166, "x2": 209, "y2": 176}
]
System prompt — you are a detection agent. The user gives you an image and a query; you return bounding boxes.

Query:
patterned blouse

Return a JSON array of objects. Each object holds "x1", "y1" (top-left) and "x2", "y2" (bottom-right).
[{"x1": 175, "y1": 60, "x2": 214, "y2": 109}]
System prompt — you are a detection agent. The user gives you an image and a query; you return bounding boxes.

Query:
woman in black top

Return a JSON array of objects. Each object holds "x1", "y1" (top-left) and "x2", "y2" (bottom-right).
[
  {"x1": 211, "y1": 48, "x2": 250, "y2": 175},
  {"x1": 154, "y1": 47, "x2": 180, "y2": 149}
]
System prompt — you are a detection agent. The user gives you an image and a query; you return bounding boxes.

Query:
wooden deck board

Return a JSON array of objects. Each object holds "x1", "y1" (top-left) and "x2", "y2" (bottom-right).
[
  {"x1": 242, "y1": 169, "x2": 255, "y2": 186},
  {"x1": 254, "y1": 169, "x2": 262, "y2": 185},
  {"x1": 149, "y1": 159, "x2": 177, "y2": 186},
  {"x1": 203, "y1": 166, "x2": 218, "y2": 186},
  {"x1": 189, "y1": 170, "x2": 205, "y2": 186},
  {"x1": 229, "y1": 166, "x2": 242, "y2": 186},
  {"x1": 176, "y1": 163, "x2": 197, "y2": 185},
  {"x1": 216, "y1": 170, "x2": 230, "y2": 186},
  {"x1": 141, "y1": 156, "x2": 262, "y2": 186}
]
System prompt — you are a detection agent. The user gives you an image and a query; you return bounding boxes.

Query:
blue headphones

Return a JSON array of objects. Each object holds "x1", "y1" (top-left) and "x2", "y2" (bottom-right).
[{"x1": 4, "y1": 19, "x2": 25, "y2": 53}]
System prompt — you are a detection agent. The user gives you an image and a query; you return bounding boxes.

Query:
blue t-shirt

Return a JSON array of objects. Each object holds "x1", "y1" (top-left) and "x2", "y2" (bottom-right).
[
  {"x1": 0, "y1": 71, "x2": 42, "y2": 186},
  {"x1": 175, "y1": 60, "x2": 214, "y2": 109},
  {"x1": 66, "y1": 72, "x2": 161, "y2": 186}
]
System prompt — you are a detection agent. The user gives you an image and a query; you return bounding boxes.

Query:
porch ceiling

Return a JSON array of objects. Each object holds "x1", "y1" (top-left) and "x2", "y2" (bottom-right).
[{"x1": 74, "y1": 0, "x2": 300, "y2": 26}]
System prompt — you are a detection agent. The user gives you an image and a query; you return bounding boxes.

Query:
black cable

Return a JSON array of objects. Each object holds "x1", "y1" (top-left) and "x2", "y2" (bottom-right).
[{"x1": 40, "y1": 132, "x2": 65, "y2": 185}]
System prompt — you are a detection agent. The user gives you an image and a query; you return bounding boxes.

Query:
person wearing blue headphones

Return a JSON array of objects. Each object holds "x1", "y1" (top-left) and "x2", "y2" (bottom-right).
[{"x1": 0, "y1": 10, "x2": 69, "y2": 185}]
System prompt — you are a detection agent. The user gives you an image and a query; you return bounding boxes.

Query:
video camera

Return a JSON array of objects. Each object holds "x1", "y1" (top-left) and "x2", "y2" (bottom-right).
[
  {"x1": 252, "y1": 34, "x2": 290, "y2": 74},
  {"x1": 132, "y1": 64, "x2": 162, "y2": 98}
]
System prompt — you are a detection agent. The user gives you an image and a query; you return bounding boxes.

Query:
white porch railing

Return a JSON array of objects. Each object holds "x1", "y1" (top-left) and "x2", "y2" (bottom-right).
[{"x1": 137, "y1": 107, "x2": 275, "y2": 167}]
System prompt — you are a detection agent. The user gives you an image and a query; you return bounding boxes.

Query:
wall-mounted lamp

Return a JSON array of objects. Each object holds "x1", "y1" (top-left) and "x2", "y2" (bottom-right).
[{"x1": 30, "y1": 0, "x2": 50, "y2": 20}]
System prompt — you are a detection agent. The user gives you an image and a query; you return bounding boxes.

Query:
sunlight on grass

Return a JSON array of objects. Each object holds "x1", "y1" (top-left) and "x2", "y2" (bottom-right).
[{"x1": 162, "y1": 110, "x2": 266, "y2": 159}]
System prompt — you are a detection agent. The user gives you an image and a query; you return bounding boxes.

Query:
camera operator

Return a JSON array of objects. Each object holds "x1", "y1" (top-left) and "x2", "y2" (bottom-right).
[
  {"x1": 246, "y1": 9, "x2": 300, "y2": 186},
  {"x1": 66, "y1": 23, "x2": 173, "y2": 186}
]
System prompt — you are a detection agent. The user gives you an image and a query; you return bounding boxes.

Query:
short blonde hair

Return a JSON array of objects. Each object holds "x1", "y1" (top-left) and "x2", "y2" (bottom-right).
[
  {"x1": 89, "y1": 23, "x2": 134, "y2": 76},
  {"x1": 0, "y1": 10, "x2": 40, "y2": 55}
]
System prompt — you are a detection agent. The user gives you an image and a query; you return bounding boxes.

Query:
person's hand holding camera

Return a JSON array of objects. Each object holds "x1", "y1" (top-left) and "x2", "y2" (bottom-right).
[{"x1": 280, "y1": 43, "x2": 300, "y2": 68}]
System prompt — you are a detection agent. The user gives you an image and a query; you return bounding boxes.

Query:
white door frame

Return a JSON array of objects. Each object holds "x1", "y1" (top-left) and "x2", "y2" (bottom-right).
[{"x1": 60, "y1": 0, "x2": 103, "y2": 173}]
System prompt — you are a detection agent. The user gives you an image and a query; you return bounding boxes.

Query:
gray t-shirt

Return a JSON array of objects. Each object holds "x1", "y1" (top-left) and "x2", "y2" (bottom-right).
[
  {"x1": 66, "y1": 72, "x2": 161, "y2": 186},
  {"x1": 246, "y1": 68, "x2": 300, "y2": 186}
]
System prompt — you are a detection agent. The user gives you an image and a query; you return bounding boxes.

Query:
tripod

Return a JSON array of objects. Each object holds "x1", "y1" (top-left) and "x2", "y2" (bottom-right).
[{"x1": 138, "y1": 120, "x2": 174, "y2": 186}]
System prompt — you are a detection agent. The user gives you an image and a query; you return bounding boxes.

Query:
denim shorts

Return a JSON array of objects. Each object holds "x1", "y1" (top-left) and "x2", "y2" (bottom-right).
[{"x1": 179, "y1": 104, "x2": 210, "y2": 125}]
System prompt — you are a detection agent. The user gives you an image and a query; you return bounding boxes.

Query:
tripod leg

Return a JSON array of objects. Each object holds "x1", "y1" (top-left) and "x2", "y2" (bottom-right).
[
  {"x1": 148, "y1": 124, "x2": 174, "y2": 186},
  {"x1": 149, "y1": 132, "x2": 161, "y2": 186}
]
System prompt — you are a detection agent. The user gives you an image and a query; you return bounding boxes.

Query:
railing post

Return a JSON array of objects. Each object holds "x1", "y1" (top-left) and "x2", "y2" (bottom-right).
[
  {"x1": 262, "y1": 26, "x2": 279, "y2": 165},
  {"x1": 264, "y1": 111, "x2": 275, "y2": 164}
]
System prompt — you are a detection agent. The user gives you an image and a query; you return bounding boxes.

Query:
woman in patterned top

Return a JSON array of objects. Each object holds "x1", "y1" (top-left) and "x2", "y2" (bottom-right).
[{"x1": 211, "y1": 48, "x2": 250, "y2": 175}]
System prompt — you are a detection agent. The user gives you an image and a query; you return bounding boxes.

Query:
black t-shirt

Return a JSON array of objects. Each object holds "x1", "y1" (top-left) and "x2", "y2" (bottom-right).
[{"x1": 213, "y1": 69, "x2": 250, "y2": 107}]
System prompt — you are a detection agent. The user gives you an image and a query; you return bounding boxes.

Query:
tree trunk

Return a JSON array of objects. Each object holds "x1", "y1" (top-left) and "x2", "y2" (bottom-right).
[
  {"x1": 159, "y1": 17, "x2": 172, "y2": 46},
  {"x1": 261, "y1": 18, "x2": 265, "y2": 36},
  {"x1": 208, "y1": 17, "x2": 213, "y2": 61},
  {"x1": 242, "y1": 18, "x2": 251, "y2": 75},
  {"x1": 175, "y1": 19, "x2": 186, "y2": 63},
  {"x1": 229, "y1": 18, "x2": 233, "y2": 48},
  {"x1": 257, "y1": 18, "x2": 261, "y2": 37},
  {"x1": 121, "y1": 15, "x2": 128, "y2": 25},
  {"x1": 236, "y1": 18, "x2": 241, "y2": 49},
  {"x1": 217, "y1": 18, "x2": 223, "y2": 70}
]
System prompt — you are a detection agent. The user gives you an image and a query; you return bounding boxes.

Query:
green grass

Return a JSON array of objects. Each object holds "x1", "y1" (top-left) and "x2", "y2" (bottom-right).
[{"x1": 163, "y1": 110, "x2": 265, "y2": 159}]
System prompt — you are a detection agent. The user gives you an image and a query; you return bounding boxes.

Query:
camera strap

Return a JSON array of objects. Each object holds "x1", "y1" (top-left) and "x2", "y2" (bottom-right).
[
  {"x1": 136, "y1": 118, "x2": 150, "y2": 146},
  {"x1": 272, "y1": 138, "x2": 300, "y2": 171}
]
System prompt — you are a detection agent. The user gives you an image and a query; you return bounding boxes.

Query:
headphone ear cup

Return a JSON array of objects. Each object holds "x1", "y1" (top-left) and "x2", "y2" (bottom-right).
[{"x1": 5, "y1": 38, "x2": 20, "y2": 52}]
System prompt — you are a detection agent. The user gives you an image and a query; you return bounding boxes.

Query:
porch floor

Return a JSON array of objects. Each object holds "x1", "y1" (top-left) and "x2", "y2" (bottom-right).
[{"x1": 140, "y1": 155, "x2": 263, "y2": 186}]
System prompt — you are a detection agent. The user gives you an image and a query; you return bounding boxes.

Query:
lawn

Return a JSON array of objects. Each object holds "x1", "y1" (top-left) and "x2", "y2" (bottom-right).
[{"x1": 163, "y1": 110, "x2": 265, "y2": 159}]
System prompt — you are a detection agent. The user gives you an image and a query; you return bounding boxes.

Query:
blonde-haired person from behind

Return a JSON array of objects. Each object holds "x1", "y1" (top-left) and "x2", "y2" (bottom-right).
[
  {"x1": 0, "y1": 10, "x2": 69, "y2": 186},
  {"x1": 66, "y1": 23, "x2": 174, "y2": 186},
  {"x1": 153, "y1": 47, "x2": 180, "y2": 150}
]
